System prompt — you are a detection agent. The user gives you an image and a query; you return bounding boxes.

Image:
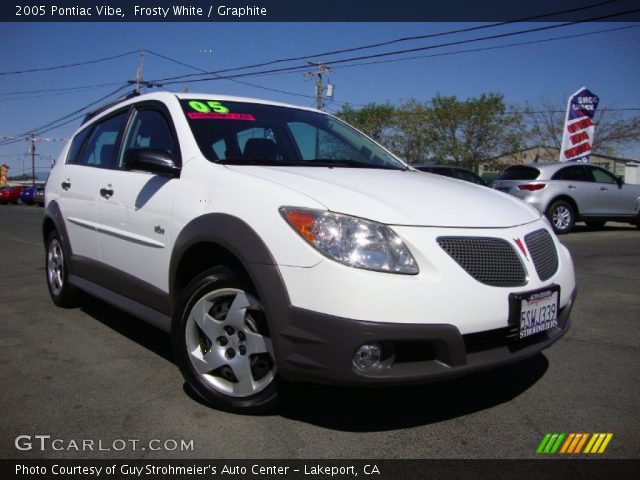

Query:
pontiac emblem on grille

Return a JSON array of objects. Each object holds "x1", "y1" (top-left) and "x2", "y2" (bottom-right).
[{"x1": 514, "y1": 238, "x2": 529, "y2": 260}]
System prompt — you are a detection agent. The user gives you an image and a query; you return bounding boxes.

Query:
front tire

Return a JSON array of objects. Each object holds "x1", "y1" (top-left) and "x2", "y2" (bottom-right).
[
  {"x1": 172, "y1": 266, "x2": 278, "y2": 413},
  {"x1": 46, "y1": 230, "x2": 80, "y2": 307},
  {"x1": 547, "y1": 200, "x2": 575, "y2": 234}
]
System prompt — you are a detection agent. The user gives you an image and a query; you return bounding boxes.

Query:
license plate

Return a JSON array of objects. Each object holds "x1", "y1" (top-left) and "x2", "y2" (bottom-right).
[{"x1": 510, "y1": 286, "x2": 560, "y2": 339}]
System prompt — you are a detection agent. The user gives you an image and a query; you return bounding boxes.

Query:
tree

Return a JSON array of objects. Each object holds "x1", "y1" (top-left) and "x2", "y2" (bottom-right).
[
  {"x1": 429, "y1": 93, "x2": 524, "y2": 171},
  {"x1": 392, "y1": 100, "x2": 436, "y2": 164},
  {"x1": 337, "y1": 94, "x2": 528, "y2": 169},
  {"x1": 336, "y1": 102, "x2": 397, "y2": 147}
]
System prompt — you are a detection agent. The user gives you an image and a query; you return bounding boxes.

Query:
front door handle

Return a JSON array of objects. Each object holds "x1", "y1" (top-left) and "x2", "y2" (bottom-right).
[
  {"x1": 600, "y1": 186, "x2": 608, "y2": 191},
  {"x1": 100, "y1": 187, "x2": 114, "y2": 199},
  {"x1": 61, "y1": 181, "x2": 71, "y2": 191}
]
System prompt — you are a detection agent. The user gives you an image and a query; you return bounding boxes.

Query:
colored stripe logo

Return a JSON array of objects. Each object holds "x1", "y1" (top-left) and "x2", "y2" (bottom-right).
[{"x1": 537, "y1": 433, "x2": 613, "y2": 454}]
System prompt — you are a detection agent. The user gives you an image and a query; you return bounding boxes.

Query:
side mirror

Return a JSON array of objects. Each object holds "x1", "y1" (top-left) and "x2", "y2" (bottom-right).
[
  {"x1": 617, "y1": 175, "x2": 625, "y2": 186},
  {"x1": 123, "y1": 148, "x2": 180, "y2": 177}
]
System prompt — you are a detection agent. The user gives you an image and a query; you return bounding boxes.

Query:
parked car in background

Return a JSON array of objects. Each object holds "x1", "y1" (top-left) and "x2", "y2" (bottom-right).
[
  {"x1": 415, "y1": 164, "x2": 488, "y2": 186},
  {"x1": 0, "y1": 185, "x2": 24, "y2": 204},
  {"x1": 493, "y1": 162, "x2": 640, "y2": 234},
  {"x1": 20, "y1": 184, "x2": 45, "y2": 206},
  {"x1": 34, "y1": 185, "x2": 45, "y2": 206}
]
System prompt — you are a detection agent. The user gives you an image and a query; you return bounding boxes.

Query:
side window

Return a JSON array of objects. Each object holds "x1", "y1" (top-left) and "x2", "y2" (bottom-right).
[
  {"x1": 76, "y1": 112, "x2": 128, "y2": 169},
  {"x1": 590, "y1": 167, "x2": 617, "y2": 184},
  {"x1": 211, "y1": 139, "x2": 226, "y2": 160},
  {"x1": 551, "y1": 165, "x2": 591, "y2": 182},
  {"x1": 287, "y1": 122, "x2": 364, "y2": 161},
  {"x1": 122, "y1": 109, "x2": 176, "y2": 162},
  {"x1": 66, "y1": 126, "x2": 92, "y2": 165}
]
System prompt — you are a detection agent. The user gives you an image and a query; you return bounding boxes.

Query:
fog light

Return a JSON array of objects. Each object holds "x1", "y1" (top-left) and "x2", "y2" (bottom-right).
[{"x1": 353, "y1": 343, "x2": 382, "y2": 371}]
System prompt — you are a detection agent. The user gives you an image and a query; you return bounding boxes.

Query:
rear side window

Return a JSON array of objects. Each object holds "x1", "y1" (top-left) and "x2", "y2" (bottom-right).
[
  {"x1": 497, "y1": 166, "x2": 541, "y2": 180},
  {"x1": 551, "y1": 165, "x2": 591, "y2": 182},
  {"x1": 76, "y1": 112, "x2": 128, "y2": 169}
]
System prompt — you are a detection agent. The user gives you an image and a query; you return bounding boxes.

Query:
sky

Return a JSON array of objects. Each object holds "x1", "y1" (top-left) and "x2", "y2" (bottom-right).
[{"x1": 1, "y1": 19, "x2": 639, "y2": 178}]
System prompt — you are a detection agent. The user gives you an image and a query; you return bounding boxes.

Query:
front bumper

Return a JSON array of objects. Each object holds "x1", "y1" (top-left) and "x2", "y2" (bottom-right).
[{"x1": 274, "y1": 288, "x2": 576, "y2": 386}]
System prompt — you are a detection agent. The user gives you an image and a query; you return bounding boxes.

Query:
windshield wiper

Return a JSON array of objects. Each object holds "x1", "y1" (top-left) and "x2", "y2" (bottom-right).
[
  {"x1": 217, "y1": 158, "x2": 294, "y2": 166},
  {"x1": 305, "y1": 159, "x2": 405, "y2": 170},
  {"x1": 217, "y1": 158, "x2": 406, "y2": 170}
]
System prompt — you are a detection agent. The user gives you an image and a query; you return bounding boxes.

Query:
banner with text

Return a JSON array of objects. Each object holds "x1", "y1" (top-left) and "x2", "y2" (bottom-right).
[{"x1": 559, "y1": 86, "x2": 599, "y2": 163}]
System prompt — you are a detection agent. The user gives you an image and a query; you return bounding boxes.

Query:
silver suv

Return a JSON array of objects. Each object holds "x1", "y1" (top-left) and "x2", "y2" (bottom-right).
[{"x1": 493, "y1": 162, "x2": 640, "y2": 234}]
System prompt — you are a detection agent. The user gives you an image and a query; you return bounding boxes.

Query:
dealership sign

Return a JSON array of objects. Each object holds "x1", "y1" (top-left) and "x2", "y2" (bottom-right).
[{"x1": 559, "y1": 87, "x2": 599, "y2": 162}]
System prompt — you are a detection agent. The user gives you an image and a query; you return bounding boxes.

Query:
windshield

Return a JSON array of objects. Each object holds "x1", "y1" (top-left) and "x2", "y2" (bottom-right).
[{"x1": 180, "y1": 99, "x2": 405, "y2": 170}]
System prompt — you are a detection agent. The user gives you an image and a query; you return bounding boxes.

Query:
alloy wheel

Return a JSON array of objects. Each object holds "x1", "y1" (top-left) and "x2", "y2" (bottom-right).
[
  {"x1": 47, "y1": 238, "x2": 64, "y2": 296},
  {"x1": 185, "y1": 288, "x2": 275, "y2": 398}
]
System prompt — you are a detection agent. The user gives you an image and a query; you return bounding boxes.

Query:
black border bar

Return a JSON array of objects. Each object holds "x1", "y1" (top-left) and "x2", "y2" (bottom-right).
[
  {"x1": 3, "y1": 459, "x2": 639, "y2": 480},
  {"x1": 3, "y1": 0, "x2": 640, "y2": 22}
]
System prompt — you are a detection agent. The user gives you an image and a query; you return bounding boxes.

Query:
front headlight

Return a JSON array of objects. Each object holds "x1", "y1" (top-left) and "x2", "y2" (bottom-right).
[{"x1": 280, "y1": 207, "x2": 418, "y2": 274}]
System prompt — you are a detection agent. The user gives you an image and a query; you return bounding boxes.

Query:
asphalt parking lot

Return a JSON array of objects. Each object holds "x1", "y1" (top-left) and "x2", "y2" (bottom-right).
[{"x1": 0, "y1": 205, "x2": 638, "y2": 459}]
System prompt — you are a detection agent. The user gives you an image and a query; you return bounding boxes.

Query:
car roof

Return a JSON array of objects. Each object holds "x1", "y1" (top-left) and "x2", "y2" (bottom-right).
[
  {"x1": 506, "y1": 161, "x2": 608, "y2": 174},
  {"x1": 509, "y1": 161, "x2": 601, "y2": 170}
]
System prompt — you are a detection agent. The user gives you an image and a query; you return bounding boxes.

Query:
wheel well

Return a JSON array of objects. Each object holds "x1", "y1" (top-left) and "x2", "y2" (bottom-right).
[
  {"x1": 547, "y1": 195, "x2": 580, "y2": 218},
  {"x1": 173, "y1": 242, "x2": 250, "y2": 298},
  {"x1": 42, "y1": 217, "x2": 56, "y2": 247}
]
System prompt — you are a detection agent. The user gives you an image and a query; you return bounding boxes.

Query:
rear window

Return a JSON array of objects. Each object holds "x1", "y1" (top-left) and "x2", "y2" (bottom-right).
[{"x1": 497, "y1": 166, "x2": 541, "y2": 181}]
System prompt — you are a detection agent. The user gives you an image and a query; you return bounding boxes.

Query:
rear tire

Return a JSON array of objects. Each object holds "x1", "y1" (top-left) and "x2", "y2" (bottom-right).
[
  {"x1": 172, "y1": 266, "x2": 278, "y2": 413},
  {"x1": 46, "y1": 230, "x2": 80, "y2": 307},
  {"x1": 546, "y1": 200, "x2": 575, "y2": 234}
]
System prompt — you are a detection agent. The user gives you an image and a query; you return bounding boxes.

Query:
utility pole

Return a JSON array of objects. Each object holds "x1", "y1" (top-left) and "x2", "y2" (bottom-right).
[
  {"x1": 304, "y1": 62, "x2": 333, "y2": 111},
  {"x1": 135, "y1": 49, "x2": 145, "y2": 93},
  {"x1": 29, "y1": 133, "x2": 36, "y2": 185}
]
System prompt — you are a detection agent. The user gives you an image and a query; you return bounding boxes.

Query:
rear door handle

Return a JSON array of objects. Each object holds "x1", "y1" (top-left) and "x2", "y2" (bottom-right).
[
  {"x1": 600, "y1": 186, "x2": 608, "y2": 191},
  {"x1": 568, "y1": 184, "x2": 576, "y2": 190},
  {"x1": 100, "y1": 187, "x2": 114, "y2": 199},
  {"x1": 61, "y1": 181, "x2": 71, "y2": 191}
]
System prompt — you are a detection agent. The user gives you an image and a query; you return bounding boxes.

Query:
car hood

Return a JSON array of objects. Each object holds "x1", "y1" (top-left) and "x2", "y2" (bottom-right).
[{"x1": 227, "y1": 166, "x2": 541, "y2": 228}]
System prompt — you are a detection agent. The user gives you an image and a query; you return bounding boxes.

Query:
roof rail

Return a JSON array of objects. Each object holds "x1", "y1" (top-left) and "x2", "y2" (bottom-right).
[{"x1": 81, "y1": 90, "x2": 140, "y2": 125}]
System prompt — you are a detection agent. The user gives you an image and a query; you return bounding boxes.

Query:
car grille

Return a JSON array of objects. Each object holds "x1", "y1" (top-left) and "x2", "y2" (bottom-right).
[
  {"x1": 525, "y1": 229, "x2": 559, "y2": 281},
  {"x1": 437, "y1": 237, "x2": 527, "y2": 287}
]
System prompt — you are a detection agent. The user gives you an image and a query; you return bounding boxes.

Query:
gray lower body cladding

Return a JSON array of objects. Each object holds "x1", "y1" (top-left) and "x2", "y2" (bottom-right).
[{"x1": 270, "y1": 290, "x2": 575, "y2": 386}]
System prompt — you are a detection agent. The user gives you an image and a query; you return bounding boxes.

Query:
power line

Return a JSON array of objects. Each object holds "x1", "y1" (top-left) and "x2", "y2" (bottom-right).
[
  {"x1": 148, "y1": 0, "x2": 620, "y2": 85},
  {"x1": 328, "y1": 24, "x2": 640, "y2": 72},
  {"x1": 145, "y1": 50, "x2": 316, "y2": 100},
  {"x1": 0, "y1": 81, "x2": 125, "y2": 97},
  {"x1": 0, "y1": 50, "x2": 139, "y2": 76},
  {"x1": 0, "y1": 84, "x2": 131, "y2": 147},
  {"x1": 0, "y1": 83, "x2": 128, "y2": 103},
  {"x1": 153, "y1": 8, "x2": 640, "y2": 87}
]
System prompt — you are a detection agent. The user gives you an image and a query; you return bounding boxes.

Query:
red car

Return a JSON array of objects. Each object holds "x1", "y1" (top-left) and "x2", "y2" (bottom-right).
[{"x1": 0, "y1": 185, "x2": 24, "y2": 204}]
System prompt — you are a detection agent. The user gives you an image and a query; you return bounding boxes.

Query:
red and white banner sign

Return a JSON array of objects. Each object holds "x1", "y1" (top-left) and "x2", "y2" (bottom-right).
[{"x1": 559, "y1": 87, "x2": 599, "y2": 163}]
